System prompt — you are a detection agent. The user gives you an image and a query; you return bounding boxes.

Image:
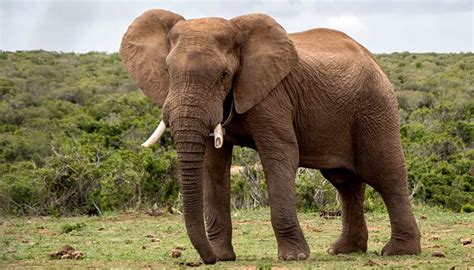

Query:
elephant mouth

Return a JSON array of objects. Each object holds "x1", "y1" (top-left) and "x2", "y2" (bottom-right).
[
  {"x1": 141, "y1": 90, "x2": 235, "y2": 149},
  {"x1": 221, "y1": 90, "x2": 234, "y2": 127},
  {"x1": 140, "y1": 120, "x2": 224, "y2": 149}
]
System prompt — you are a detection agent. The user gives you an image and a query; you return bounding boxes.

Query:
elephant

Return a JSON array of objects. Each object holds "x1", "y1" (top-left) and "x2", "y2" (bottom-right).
[{"x1": 119, "y1": 9, "x2": 421, "y2": 264}]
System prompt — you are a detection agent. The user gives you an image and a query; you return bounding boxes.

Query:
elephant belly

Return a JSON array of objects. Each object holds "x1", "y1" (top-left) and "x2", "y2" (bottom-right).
[{"x1": 296, "y1": 111, "x2": 356, "y2": 172}]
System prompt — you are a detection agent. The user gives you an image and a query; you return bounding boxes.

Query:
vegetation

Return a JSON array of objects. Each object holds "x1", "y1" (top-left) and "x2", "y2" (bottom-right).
[
  {"x1": 0, "y1": 51, "x2": 472, "y2": 216},
  {"x1": 1, "y1": 206, "x2": 472, "y2": 268}
]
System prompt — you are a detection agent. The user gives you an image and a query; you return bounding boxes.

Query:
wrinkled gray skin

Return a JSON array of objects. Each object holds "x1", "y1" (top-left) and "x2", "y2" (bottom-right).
[{"x1": 120, "y1": 9, "x2": 421, "y2": 264}]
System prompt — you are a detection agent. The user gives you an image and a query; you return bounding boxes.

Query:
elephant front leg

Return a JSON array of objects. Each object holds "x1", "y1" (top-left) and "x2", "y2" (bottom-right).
[
  {"x1": 203, "y1": 139, "x2": 236, "y2": 261},
  {"x1": 258, "y1": 143, "x2": 310, "y2": 261}
]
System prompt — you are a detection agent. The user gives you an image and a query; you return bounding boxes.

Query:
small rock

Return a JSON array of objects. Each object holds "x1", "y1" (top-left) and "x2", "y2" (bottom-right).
[
  {"x1": 460, "y1": 238, "x2": 471, "y2": 245},
  {"x1": 49, "y1": 244, "x2": 84, "y2": 260},
  {"x1": 98, "y1": 227, "x2": 105, "y2": 231},
  {"x1": 62, "y1": 245, "x2": 75, "y2": 252},
  {"x1": 151, "y1": 238, "x2": 160, "y2": 243},
  {"x1": 174, "y1": 246, "x2": 186, "y2": 251},
  {"x1": 71, "y1": 251, "x2": 84, "y2": 259},
  {"x1": 36, "y1": 226, "x2": 45, "y2": 229},
  {"x1": 61, "y1": 254, "x2": 71, "y2": 259},
  {"x1": 432, "y1": 251, "x2": 446, "y2": 257},
  {"x1": 429, "y1": 235, "x2": 440, "y2": 241},
  {"x1": 170, "y1": 249, "x2": 182, "y2": 258},
  {"x1": 431, "y1": 244, "x2": 441, "y2": 248},
  {"x1": 145, "y1": 234, "x2": 155, "y2": 238},
  {"x1": 420, "y1": 214, "x2": 428, "y2": 220},
  {"x1": 142, "y1": 246, "x2": 146, "y2": 250}
]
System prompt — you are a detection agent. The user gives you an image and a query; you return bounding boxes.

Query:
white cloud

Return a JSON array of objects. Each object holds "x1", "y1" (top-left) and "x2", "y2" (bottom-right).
[
  {"x1": 0, "y1": 0, "x2": 472, "y2": 53},
  {"x1": 325, "y1": 15, "x2": 368, "y2": 33}
]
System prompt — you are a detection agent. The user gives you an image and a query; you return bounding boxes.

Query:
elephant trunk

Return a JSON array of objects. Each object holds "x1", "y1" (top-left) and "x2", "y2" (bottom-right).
[{"x1": 170, "y1": 115, "x2": 217, "y2": 264}]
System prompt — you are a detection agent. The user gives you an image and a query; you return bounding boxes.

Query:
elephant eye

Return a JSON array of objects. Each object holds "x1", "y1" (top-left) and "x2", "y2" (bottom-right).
[{"x1": 220, "y1": 71, "x2": 229, "y2": 82}]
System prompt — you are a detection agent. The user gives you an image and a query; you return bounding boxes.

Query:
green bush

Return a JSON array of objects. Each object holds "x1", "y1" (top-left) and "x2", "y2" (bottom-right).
[
  {"x1": 0, "y1": 51, "x2": 472, "y2": 215},
  {"x1": 61, "y1": 222, "x2": 86, "y2": 234},
  {"x1": 396, "y1": 90, "x2": 435, "y2": 111},
  {"x1": 461, "y1": 203, "x2": 473, "y2": 213},
  {"x1": 295, "y1": 169, "x2": 339, "y2": 212}
]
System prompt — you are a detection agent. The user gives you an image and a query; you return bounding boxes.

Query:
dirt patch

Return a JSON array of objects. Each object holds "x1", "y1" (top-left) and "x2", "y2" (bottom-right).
[
  {"x1": 440, "y1": 229, "x2": 455, "y2": 233},
  {"x1": 49, "y1": 245, "x2": 84, "y2": 260},
  {"x1": 234, "y1": 220, "x2": 270, "y2": 225},
  {"x1": 303, "y1": 224, "x2": 322, "y2": 233}
]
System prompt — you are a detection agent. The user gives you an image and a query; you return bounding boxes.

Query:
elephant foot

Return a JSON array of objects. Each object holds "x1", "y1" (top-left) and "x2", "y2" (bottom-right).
[
  {"x1": 327, "y1": 235, "x2": 368, "y2": 255},
  {"x1": 381, "y1": 237, "x2": 421, "y2": 256},
  {"x1": 277, "y1": 237, "x2": 310, "y2": 261},
  {"x1": 210, "y1": 243, "x2": 236, "y2": 261},
  {"x1": 215, "y1": 250, "x2": 236, "y2": 261}
]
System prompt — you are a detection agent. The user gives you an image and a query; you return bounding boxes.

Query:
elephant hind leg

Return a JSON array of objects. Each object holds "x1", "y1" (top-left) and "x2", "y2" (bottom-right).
[
  {"x1": 368, "y1": 174, "x2": 421, "y2": 255},
  {"x1": 356, "y1": 136, "x2": 421, "y2": 256},
  {"x1": 321, "y1": 168, "x2": 368, "y2": 254},
  {"x1": 366, "y1": 170, "x2": 421, "y2": 256}
]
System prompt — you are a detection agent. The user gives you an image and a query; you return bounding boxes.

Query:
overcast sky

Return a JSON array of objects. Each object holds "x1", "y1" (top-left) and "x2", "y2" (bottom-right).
[{"x1": 1, "y1": 0, "x2": 472, "y2": 53}]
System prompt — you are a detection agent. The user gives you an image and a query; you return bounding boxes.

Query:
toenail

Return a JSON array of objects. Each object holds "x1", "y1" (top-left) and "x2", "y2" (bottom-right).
[
  {"x1": 287, "y1": 254, "x2": 295, "y2": 260},
  {"x1": 297, "y1": 253, "x2": 307, "y2": 260},
  {"x1": 327, "y1": 248, "x2": 335, "y2": 255}
]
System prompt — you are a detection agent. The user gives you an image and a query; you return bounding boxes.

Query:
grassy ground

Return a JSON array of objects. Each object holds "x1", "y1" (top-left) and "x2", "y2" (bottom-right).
[{"x1": 1, "y1": 206, "x2": 472, "y2": 269}]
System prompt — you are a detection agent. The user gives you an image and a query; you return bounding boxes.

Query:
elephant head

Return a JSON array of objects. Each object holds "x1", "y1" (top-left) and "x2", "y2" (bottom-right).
[{"x1": 119, "y1": 9, "x2": 298, "y2": 263}]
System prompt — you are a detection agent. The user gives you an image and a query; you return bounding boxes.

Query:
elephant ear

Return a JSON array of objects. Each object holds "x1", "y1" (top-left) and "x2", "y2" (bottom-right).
[
  {"x1": 230, "y1": 14, "x2": 299, "y2": 114},
  {"x1": 120, "y1": 9, "x2": 184, "y2": 106}
]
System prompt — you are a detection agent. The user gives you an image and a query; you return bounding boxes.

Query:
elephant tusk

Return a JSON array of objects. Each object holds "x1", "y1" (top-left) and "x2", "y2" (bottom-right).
[
  {"x1": 213, "y1": 123, "x2": 223, "y2": 148},
  {"x1": 141, "y1": 120, "x2": 166, "y2": 148}
]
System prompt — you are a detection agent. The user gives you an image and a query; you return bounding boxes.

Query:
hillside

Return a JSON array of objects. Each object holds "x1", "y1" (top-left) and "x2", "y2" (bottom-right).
[{"x1": 0, "y1": 51, "x2": 472, "y2": 215}]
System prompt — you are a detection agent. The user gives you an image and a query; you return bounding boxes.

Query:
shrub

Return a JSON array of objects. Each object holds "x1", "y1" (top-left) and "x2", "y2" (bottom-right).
[
  {"x1": 461, "y1": 203, "x2": 473, "y2": 213},
  {"x1": 1, "y1": 51, "x2": 472, "y2": 215}
]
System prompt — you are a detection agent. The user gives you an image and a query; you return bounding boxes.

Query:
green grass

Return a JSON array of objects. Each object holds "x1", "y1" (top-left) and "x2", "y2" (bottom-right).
[{"x1": 1, "y1": 206, "x2": 472, "y2": 268}]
